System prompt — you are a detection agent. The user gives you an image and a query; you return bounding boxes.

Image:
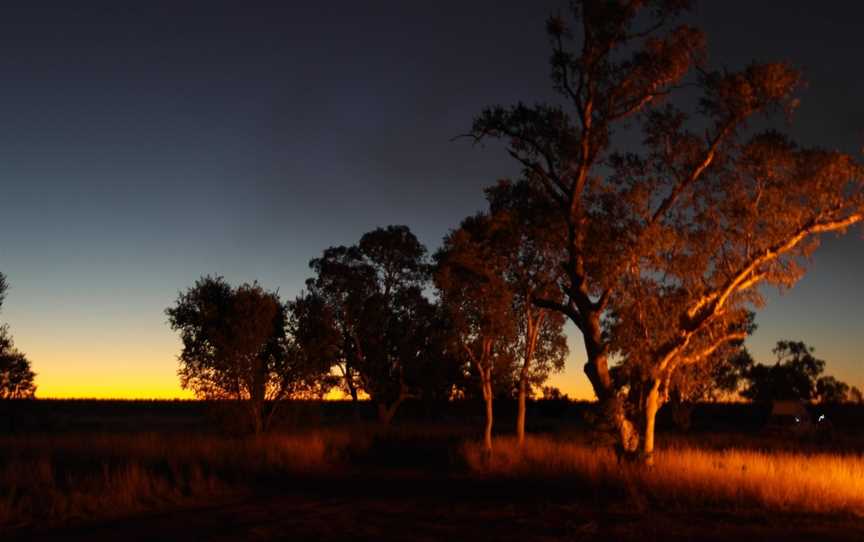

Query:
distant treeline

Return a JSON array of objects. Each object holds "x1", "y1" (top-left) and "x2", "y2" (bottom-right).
[{"x1": 2, "y1": 398, "x2": 862, "y2": 438}]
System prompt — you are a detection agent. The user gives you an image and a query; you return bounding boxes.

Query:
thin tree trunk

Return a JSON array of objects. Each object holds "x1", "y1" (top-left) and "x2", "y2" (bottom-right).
[
  {"x1": 516, "y1": 379, "x2": 527, "y2": 446},
  {"x1": 483, "y1": 373, "x2": 494, "y2": 453},
  {"x1": 517, "y1": 311, "x2": 544, "y2": 447},
  {"x1": 465, "y1": 339, "x2": 495, "y2": 455},
  {"x1": 377, "y1": 397, "x2": 404, "y2": 426},
  {"x1": 345, "y1": 367, "x2": 360, "y2": 421},
  {"x1": 642, "y1": 380, "x2": 662, "y2": 466},
  {"x1": 250, "y1": 401, "x2": 264, "y2": 435}
]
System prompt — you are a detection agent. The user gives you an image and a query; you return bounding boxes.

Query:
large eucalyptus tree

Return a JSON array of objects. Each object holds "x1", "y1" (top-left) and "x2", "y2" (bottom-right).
[{"x1": 471, "y1": 0, "x2": 864, "y2": 461}]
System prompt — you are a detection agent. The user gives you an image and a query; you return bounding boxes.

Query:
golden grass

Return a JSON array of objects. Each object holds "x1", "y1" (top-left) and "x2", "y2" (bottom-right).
[
  {"x1": 0, "y1": 432, "x2": 345, "y2": 527},
  {"x1": 464, "y1": 436, "x2": 864, "y2": 516},
  {"x1": 6, "y1": 428, "x2": 864, "y2": 528}
]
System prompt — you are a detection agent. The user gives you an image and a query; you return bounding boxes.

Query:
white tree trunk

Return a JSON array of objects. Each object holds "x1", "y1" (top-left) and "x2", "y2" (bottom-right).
[{"x1": 642, "y1": 380, "x2": 662, "y2": 466}]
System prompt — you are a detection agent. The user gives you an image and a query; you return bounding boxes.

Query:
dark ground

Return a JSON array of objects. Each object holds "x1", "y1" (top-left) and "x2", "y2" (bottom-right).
[
  {"x1": 2, "y1": 399, "x2": 863, "y2": 541},
  {"x1": 8, "y1": 472, "x2": 864, "y2": 542}
]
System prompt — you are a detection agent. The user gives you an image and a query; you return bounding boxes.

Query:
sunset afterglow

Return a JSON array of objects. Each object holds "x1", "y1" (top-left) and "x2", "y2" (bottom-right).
[{"x1": 2, "y1": 1, "x2": 863, "y2": 539}]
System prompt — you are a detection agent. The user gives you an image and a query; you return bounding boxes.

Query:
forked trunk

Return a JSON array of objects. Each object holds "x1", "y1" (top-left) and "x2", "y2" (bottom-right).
[
  {"x1": 584, "y1": 353, "x2": 640, "y2": 456},
  {"x1": 347, "y1": 378, "x2": 360, "y2": 421},
  {"x1": 377, "y1": 402, "x2": 395, "y2": 425},
  {"x1": 466, "y1": 339, "x2": 495, "y2": 455},
  {"x1": 377, "y1": 397, "x2": 404, "y2": 426}
]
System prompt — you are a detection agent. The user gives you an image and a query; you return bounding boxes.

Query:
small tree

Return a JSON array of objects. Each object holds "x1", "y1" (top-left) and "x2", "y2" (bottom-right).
[
  {"x1": 0, "y1": 328, "x2": 35, "y2": 400},
  {"x1": 0, "y1": 274, "x2": 35, "y2": 400},
  {"x1": 742, "y1": 341, "x2": 824, "y2": 402},
  {"x1": 303, "y1": 226, "x2": 431, "y2": 424},
  {"x1": 485, "y1": 180, "x2": 568, "y2": 445},
  {"x1": 738, "y1": 340, "x2": 859, "y2": 404},
  {"x1": 435, "y1": 214, "x2": 518, "y2": 453},
  {"x1": 166, "y1": 276, "x2": 310, "y2": 433},
  {"x1": 815, "y1": 376, "x2": 851, "y2": 405},
  {"x1": 303, "y1": 246, "x2": 373, "y2": 405}
]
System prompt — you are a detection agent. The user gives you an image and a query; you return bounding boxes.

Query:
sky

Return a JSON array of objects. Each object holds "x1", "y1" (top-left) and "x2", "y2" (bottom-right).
[{"x1": 0, "y1": 1, "x2": 861, "y2": 399}]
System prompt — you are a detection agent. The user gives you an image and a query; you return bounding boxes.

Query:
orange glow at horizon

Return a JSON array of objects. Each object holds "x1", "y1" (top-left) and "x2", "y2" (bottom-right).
[{"x1": 21, "y1": 322, "x2": 599, "y2": 400}]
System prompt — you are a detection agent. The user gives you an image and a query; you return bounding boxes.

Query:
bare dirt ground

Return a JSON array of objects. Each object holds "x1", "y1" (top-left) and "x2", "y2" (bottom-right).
[{"x1": 7, "y1": 471, "x2": 864, "y2": 542}]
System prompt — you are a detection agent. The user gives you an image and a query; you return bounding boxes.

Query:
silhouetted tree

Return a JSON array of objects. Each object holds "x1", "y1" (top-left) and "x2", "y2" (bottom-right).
[
  {"x1": 166, "y1": 276, "x2": 314, "y2": 433},
  {"x1": 470, "y1": 0, "x2": 864, "y2": 462},
  {"x1": 287, "y1": 291, "x2": 343, "y2": 398},
  {"x1": 302, "y1": 246, "x2": 372, "y2": 405},
  {"x1": 0, "y1": 328, "x2": 35, "y2": 400},
  {"x1": 0, "y1": 274, "x2": 35, "y2": 399},
  {"x1": 742, "y1": 341, "x2": 824, "y2": 402},
  {"x1": 303, "y1": 226, "x2": 431, "y2": 424},
  {"x1": 737, "y1": 340, "x2": 859, "y2": 404},
  {"x1": 815, "y1": 376, "x2": 851, "y2": 405},
  {"x1": 412, "y1": 306, "x2": 465, "y2": 412}
]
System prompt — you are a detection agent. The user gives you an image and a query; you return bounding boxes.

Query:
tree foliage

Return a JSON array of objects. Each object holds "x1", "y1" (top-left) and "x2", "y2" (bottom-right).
[
  {"x1": 0, "y1": 274, "x2": 35, "y2": 400},
  {"x1": 0, "y1": 327, "x2": 35, "y2": 400},
  {"x1": 470, "y1": 0, "x2": 864, "y2": 459},
  {"x1": 300, "y1": 225, "x2": 433, "y2": 424},
  {"x1": 736, "y1": 341, "x2": 861, "y2": 404},
  {"x1": 485, "y1": 180, "x2": 569, "y2": 443},
  {"x1": 166, "y1": 276, "x2": 317, "y2": 432},
  {"x1": 435, "y1": 213, "x2": 518, "y2": 450}
]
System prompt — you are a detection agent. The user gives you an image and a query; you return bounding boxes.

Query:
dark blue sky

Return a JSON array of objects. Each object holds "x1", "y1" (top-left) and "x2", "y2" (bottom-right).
[{"x1": 0, "y1": 1, "x2": 860, "y2": 397}]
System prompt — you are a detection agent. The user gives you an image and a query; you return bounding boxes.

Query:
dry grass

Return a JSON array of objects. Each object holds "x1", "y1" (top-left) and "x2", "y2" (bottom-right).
[
  {"x1": 464, "y1": 436, "x2": 864, "y2": 516},
  {"x1": 7, "y1": 427, "x2": 864, "y2": 529},
  {"x1": 0, "y1": 431, "x2": 347, "y2": 527}
]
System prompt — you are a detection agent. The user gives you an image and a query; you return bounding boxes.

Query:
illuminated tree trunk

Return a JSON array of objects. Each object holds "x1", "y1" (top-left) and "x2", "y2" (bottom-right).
[
  {"x1": 516, "y1": 378, "x2": 528, "y2": 446},
  {"x1": 581, "y1": 312, "x2": 640, "y2": 455},
  {"x1": 470, "y1": 338, "x2": 495, "y2": 454},
  {"x1": 516, "y1": 311, "x2": 544, "y2": 447},
  {"x1": 481, "y1": 367, "x2": 494, "y2": 453},
  {"x1": 642, "y1": 380, "x2": 662, "y2": 466}
]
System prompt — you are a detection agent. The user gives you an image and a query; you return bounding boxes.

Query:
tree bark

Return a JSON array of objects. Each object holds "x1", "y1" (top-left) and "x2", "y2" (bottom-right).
[
  {"x1": 517, "y1": 310, "x2": 543, "y2": 447},
  {"x1": 482, "y1": 372, "x2": 494, "y2": 453},
  {"x1": 516, "y1": 378, "x2": 528, "y2": 447},
  {"x1": 464, "y1": 339, "x2": 495, "y2": 455},
  {"x1": 249, "y1": 400, "x2": 264, "y2": 435},
  {"x1": 377, "y1": 396, "x2": 404, "y2": 426},
  {"x1": 642, "y1": 380, "x2": 662, "y2": 466},
  {"x1": 377, "y1": 402, "x2": 395, "y2": 425}
]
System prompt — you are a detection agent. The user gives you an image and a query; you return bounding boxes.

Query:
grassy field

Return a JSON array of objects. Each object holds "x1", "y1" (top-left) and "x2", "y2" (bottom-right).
[
  {"x1": 465, "y1": 436, "x2": 864, "y2": 516},
  {"x1": 2, "y1": 400, "x2": 863, "y2": 540},
  {"x1": 0, "y1": 432, "x2": 341, "y2": 527}
]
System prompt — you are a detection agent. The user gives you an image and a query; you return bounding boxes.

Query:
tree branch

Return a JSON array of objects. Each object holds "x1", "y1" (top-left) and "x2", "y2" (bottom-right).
[
  {"x1": 687, "y1": 212, "x2": 863, "y2": 323},
  {"x1": 677, "y1": 331, "x2": 748, "y2": 367},
  {"x1": 650, "y1": 121, "x2": 734, "y2": 226}
]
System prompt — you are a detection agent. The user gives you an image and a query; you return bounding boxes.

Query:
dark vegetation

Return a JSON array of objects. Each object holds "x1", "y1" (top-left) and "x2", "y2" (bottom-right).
[
  {"x1": 3, "y1": 397, "x2": 864, "y2": 441},
  {"x1": 0, "y1": 273, "x2": 35, "y2": 400}
]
